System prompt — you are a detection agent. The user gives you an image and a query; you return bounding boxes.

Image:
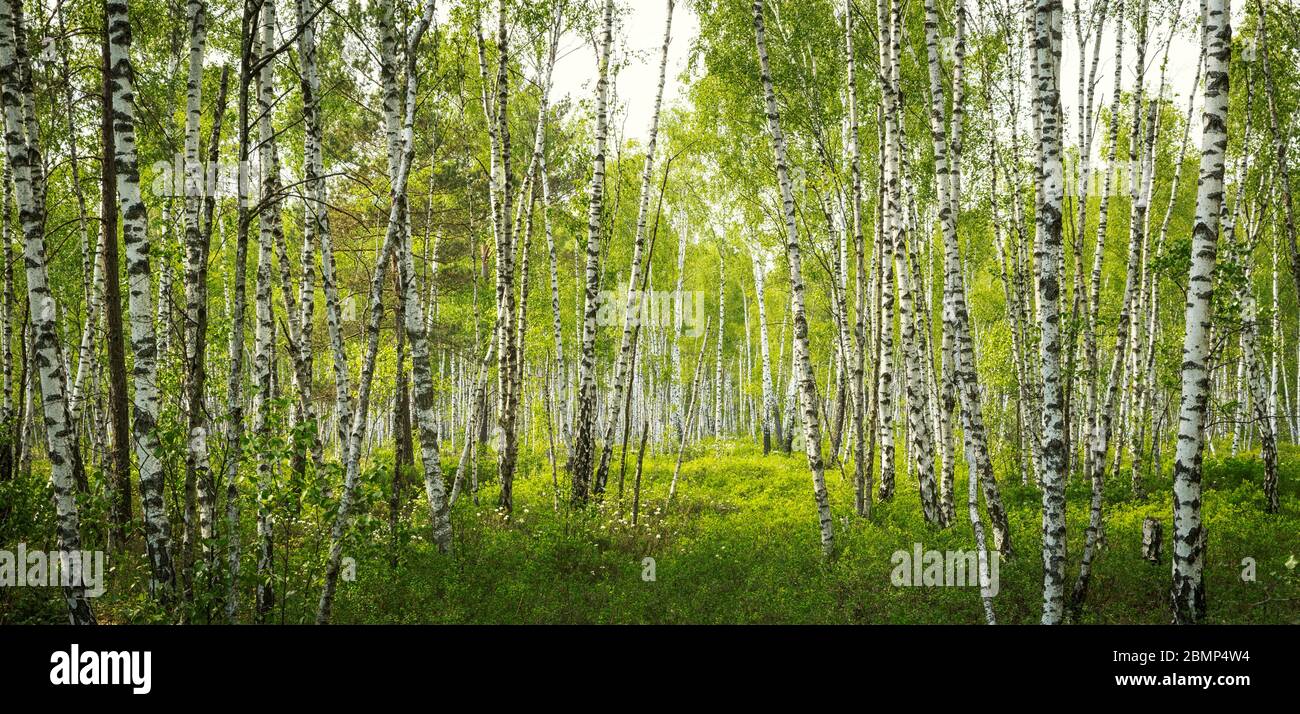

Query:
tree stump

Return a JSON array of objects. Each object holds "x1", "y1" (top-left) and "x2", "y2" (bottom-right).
[{"x1": 1141, "y1": 518, "x2": 1163, "y2": 563}]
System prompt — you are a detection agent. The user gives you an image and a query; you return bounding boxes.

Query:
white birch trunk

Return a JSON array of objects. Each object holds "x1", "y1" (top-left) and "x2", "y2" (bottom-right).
[
  {"x1": 753, "y1": 0, "x2": 834, "y2": 556},
  {"x1": 1171, "y1": 0, "x2": 1228, "y2": 625},
  {"x1": 108, "y1": 0, "x2": 176, "y2": 598}
]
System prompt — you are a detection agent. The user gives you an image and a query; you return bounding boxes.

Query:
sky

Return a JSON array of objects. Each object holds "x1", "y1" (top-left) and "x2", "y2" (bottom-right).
[
  {"x1": 1056, "y1": 0, "x2": 1209, "y2": 157},
  {"x1": 543, "y1": 0, "x2": 1218, "y2": 159},
  {"x1": 548, "y1": 0, "x2": 700, "y2": 145}
]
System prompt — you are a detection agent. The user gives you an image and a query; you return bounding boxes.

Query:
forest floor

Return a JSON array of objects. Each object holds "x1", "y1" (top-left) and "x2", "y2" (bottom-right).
[{"x1": 4, "y1": 442, "x2": 1298, "y2": 624}]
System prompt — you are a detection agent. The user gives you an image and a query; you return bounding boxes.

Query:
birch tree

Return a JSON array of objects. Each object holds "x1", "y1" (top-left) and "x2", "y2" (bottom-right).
[
  {"x1": 569, "y1": 0, "x2": 615, "y2": 503},
  {"x1": 753, "y1": 0, "x2": 834, "y2": 556},
  {"x1": 595, "y1": 0, "x2": 675, "y2": 494},
  {"x1": 1033, "y1": 0, "x2": 1068, "y2": 624},
  {"x1": 108, "y1": 0, "x2": 177, "y2": 600},
  {"x1": 754, "y1": 259, "x2": 780, "y2": 454},
  {"x1": 1170, "y1": 0, "x2": 1229, "y2": 625},
  {"x1": 317, "y1": 0, "x2": 440, "y2": 624},
  {"x1": 0, "y1": 0, "x2": 95, "y2": 625},
  {"x1": 844, "y1": 0, "x2": 870, "y2": 518}
]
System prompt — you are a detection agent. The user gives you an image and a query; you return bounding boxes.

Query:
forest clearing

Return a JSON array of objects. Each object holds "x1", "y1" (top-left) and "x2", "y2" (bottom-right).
[
  {"x1": 0, "y1": 0, "x2": 1297, "y2": 628},
  {"x1": 9, "y1": 444, "x2": 1297, "y2": 624}
]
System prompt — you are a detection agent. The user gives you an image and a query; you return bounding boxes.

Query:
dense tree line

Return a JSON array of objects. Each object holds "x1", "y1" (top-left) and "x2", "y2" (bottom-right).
[{"x1": 0, "y1": 0, "x2": 1294, "y2": 625}]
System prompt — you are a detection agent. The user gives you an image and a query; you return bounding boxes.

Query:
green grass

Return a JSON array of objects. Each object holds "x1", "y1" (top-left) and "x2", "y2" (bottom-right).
[{"x1": 4, "y1": 440, "x2": 1298, "y2": 624}]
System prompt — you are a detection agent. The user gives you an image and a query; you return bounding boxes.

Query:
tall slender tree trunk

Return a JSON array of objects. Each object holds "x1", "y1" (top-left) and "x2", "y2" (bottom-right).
[
  {"x1": 96, "y1": 2, "x2": 133, "y2": 554},
  {"x1": 490, "y1": 0, "x2": 522, "y2": 512},
  {"x1": 569, "y1": 0, "x2": 614, "y2": 504},
  {"x1": 225, "y1": 0, "x2": 259, "y2": 623},
  {"x1": 0, "y1": 159, "x2": 12, "y2": 495},
  {"x1": 1082, "y1": 0, "x2": 1126, "y2": 480},
  {"x1": 180, "y1": 2, "x2": 227, "y2": 601},
  {"x1": 713, "y1": 255, "x2": 726, "y2": 440},
  {"x1": 297, "y1": 0, "x2": 350, "y2": 459},
  {"x1": 316, "y1": 0, "x2": 440, "y2": 624},
  {"x1": 537, "y1": 13, "x2": 566, "y2": 449},
  {"x1": 108, "y1": 0, "x2": 177, "y2": 601},
  {"x1": 753, "y1": 0, "x2": 834, "y2": 557},
  {"x1": 874, "y1": 0, "x2": 898, "y2": 502},
  {"x1": 0, "y1": 0, "x2": 95, "y2": 624},
  {"x1": 925, "y1": 0, "x2": 1009, "y2": 551},
  {"x1": 179, "y1": 0, "x2": 209, "y2": 589},
  {"x1": 250, "y1": 0, "x2": 282, "y2": 621},
  {"x1": 1033, "y1": 0, "x2": 1068, "y2": 624},
  {"x1": 594, "y1": 0, "x2": 674, "y2": 493},
  {"x1": 754, "y1": 262, "x2": 780, "y2": 455},
  {"x1": 1240, "y1": 258, "x2": 1278, "y2": 513},
  {"x1": 845, "y1": 0, "x2": 869, "y2": 518},
  {"x1": 1171, "y1": 0, "x2": 1229, "y2": 625},
  {"x1": 1071, "y1": 0, "x2": 1151, "y2": 618},
  {"x1": 671, "y1": 219, "x2": 688, "y2": 442}
]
